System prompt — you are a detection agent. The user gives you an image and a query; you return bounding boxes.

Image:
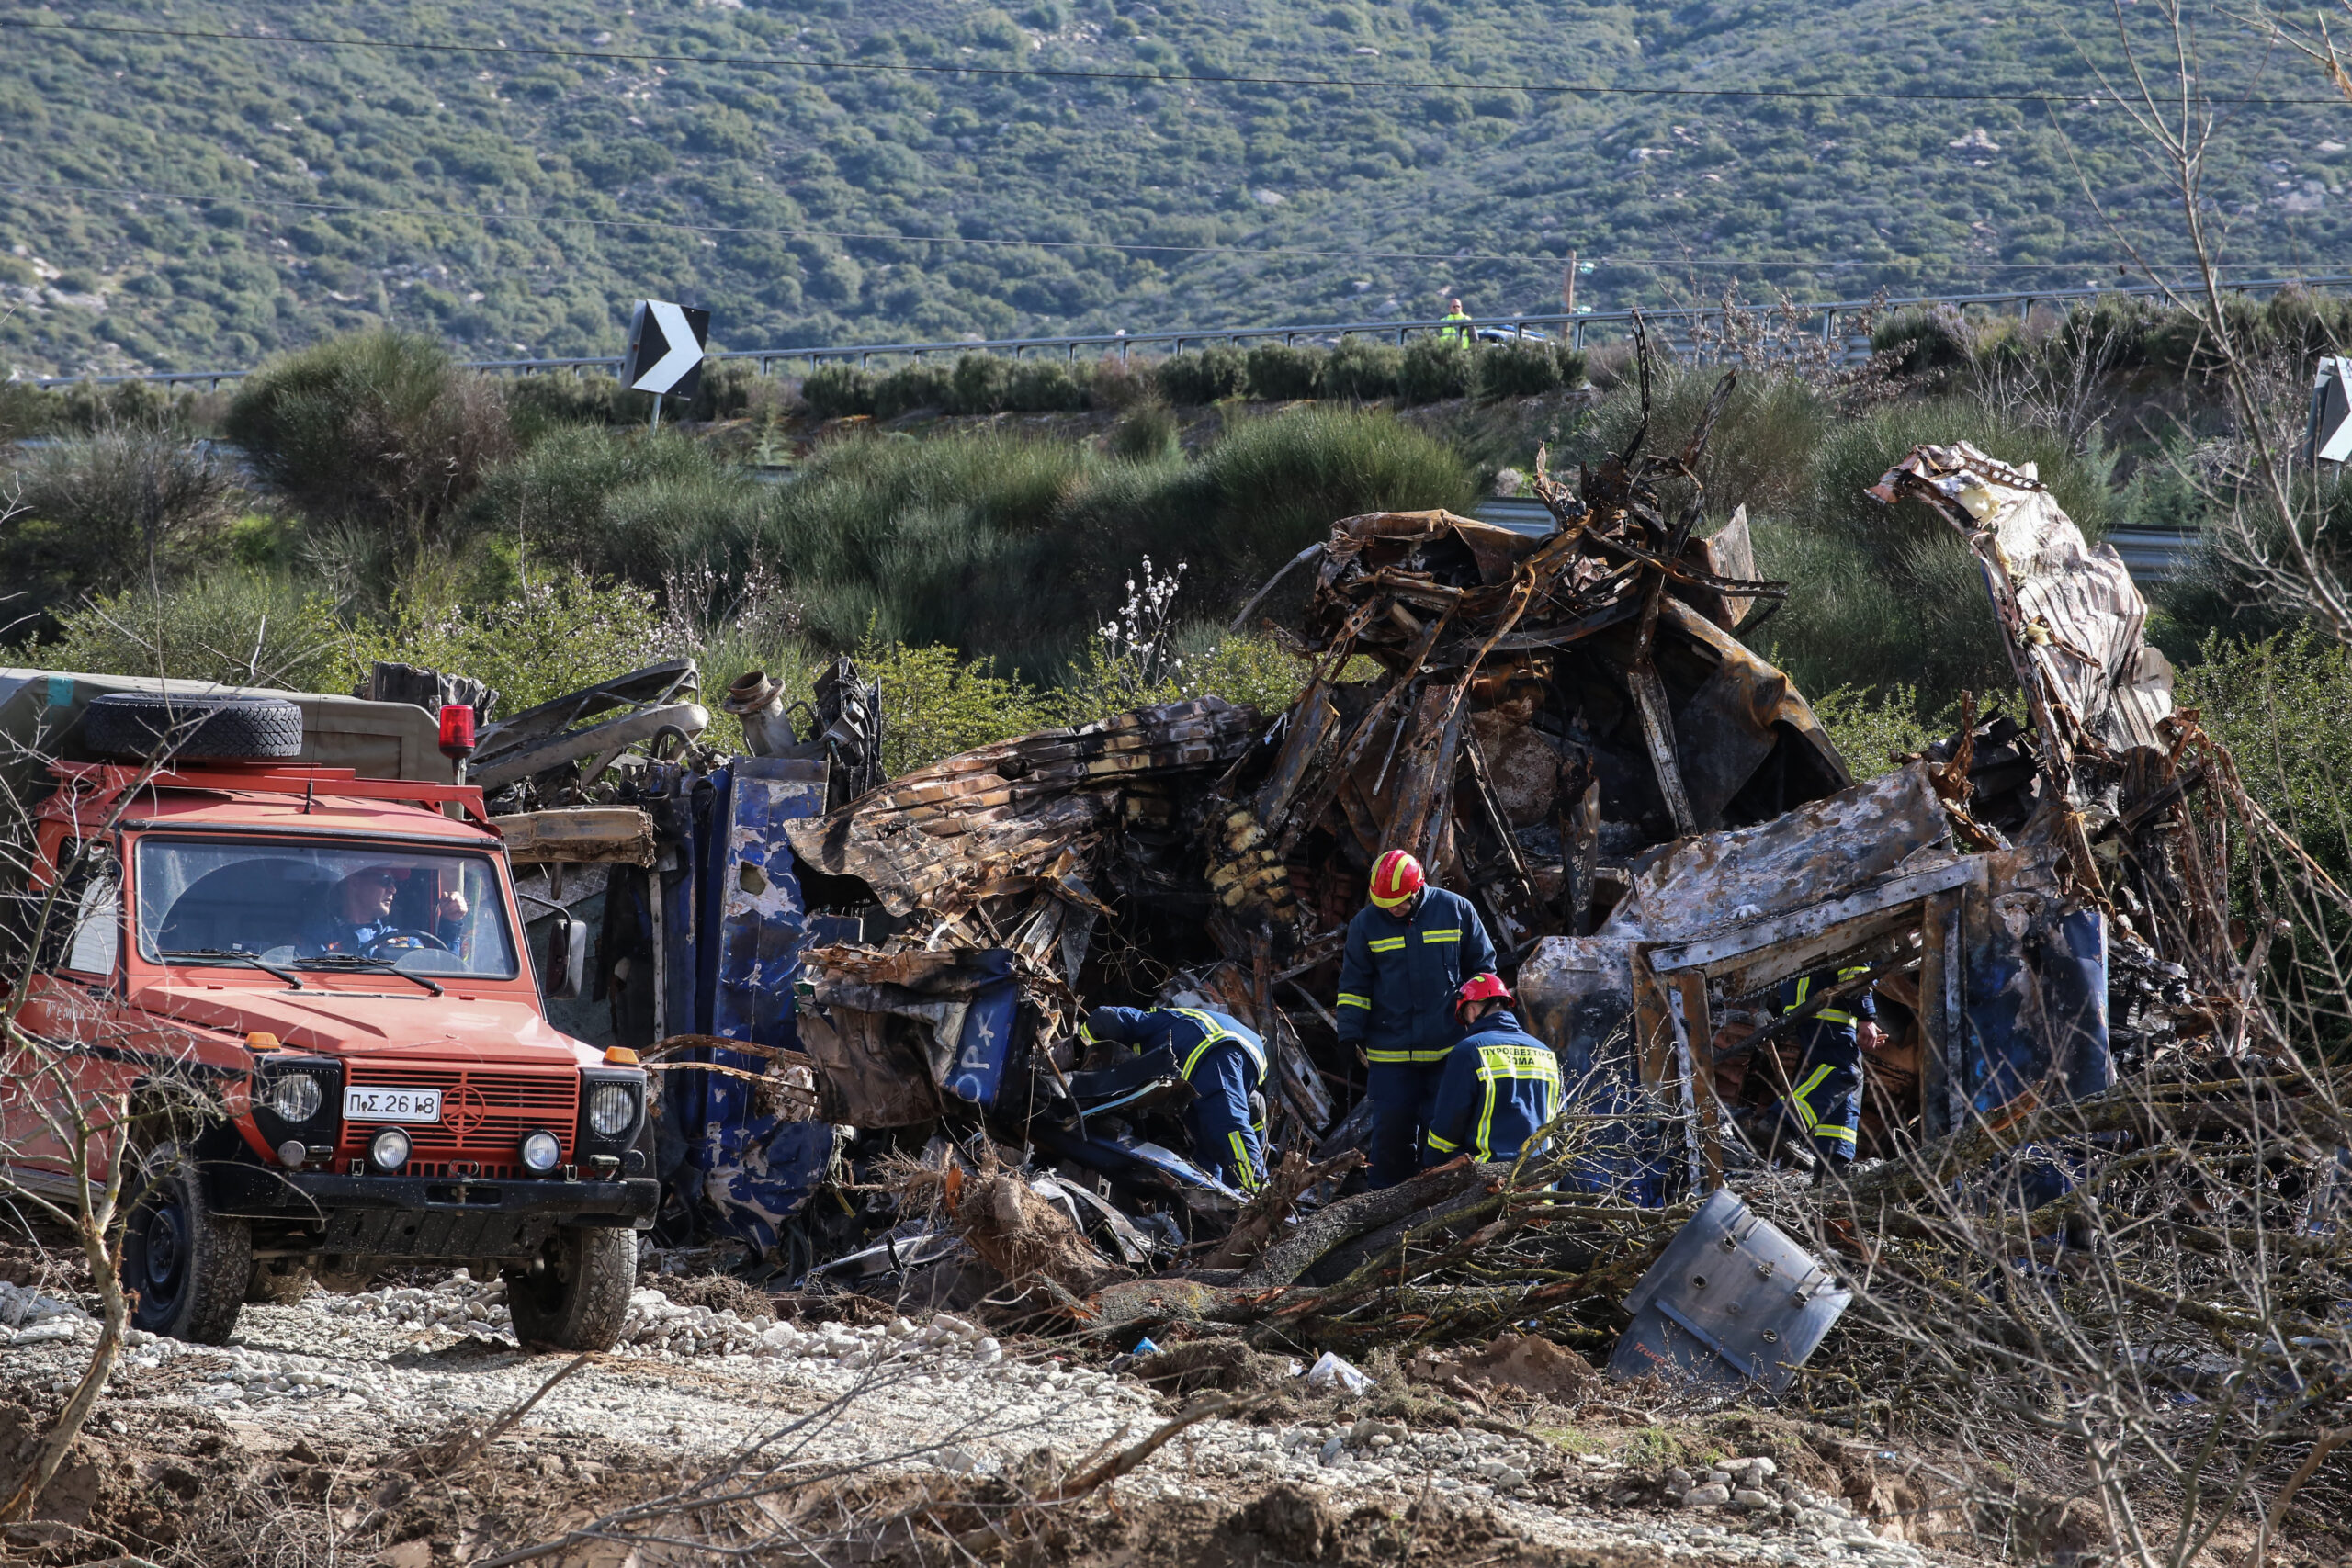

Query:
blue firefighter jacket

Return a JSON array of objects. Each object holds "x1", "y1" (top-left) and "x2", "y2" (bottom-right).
[
  {"x1": 1078, "y1": 1006, "x2": 1268, "y2": 1190},
  {"x1": 1334, "y1": 887, "x2": 1498, "y2": 1066},
  {"x1": 1775, "y1": 966, "x2": 1876, "y2": 1158},
  {"x1": 1423, "y1": 1009, "x2": 1561, "y2": 1167}
]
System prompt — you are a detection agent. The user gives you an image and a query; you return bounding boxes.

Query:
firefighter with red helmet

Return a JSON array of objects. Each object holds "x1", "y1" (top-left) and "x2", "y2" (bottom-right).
[
  {"x1": 1424, "y1": 974, "x2": 1562, "y2": 1169},
  {"x1": 1335, "y1": 849, "x2": 1497, "y2": 1188}
]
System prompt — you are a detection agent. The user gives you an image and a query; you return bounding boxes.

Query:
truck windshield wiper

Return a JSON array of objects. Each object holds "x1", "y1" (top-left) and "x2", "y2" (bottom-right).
[
  {"x1": 156, "y1": 947, "x2": 307, "y2": 992},
  {"x1": 295, "y1": 953, "x2": 445, "y2": 997}
]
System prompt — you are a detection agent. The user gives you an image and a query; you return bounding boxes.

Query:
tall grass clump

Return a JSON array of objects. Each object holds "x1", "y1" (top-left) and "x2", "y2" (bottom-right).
[{"x1": 459, "y1": 426, "x2": 765, "y2": 587}]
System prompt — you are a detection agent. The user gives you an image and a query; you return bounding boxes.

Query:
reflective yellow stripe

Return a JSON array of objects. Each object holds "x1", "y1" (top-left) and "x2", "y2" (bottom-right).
[
  {"x1": 1170, "y1": 1008, "x2": 1267, "y2": 1081},
  {"x1": 1814, "y1": 1122, "x2": 1859, "y2": 1145},
  {"x1": 1426, "y1": 1130, "x2": 1460, "y2": 1153},
  {"x1": 1475, "y1": 1072, "x2": 1498, "y2": 1161},
  {"x1": 1079, "y1": 1023, "x2": 1102, "y2": 1045},
  {"x1": 1814, "y1": 1009, "x2": 1858, "y2": 1026},
  {"x1": 1367, "y1": 936, "x2": 1407, "y2": 953},
  {"x1": 1367, "y1": 1048, "x2": 1416, "y2": 1065},
  {"x1": 1408, "y1": 1046, "x2": 1453, "y2": 1063},
  {"x1": 1229, "y1": 1131, "x2": 1262, "y2": 1190},
  {"x1": 1787, "y1": 1062, "x2": 1836, "y2": 1132},
  {"x1": 1792, "y1": 976, "x2": 1812, "y2": 1009},
  {"x1": 1420, "y1": 929, "x2": 1461, "y2": 943},
  {"x1": 1336, "y1": 993, "x2": 1371, "y2": 1009}
]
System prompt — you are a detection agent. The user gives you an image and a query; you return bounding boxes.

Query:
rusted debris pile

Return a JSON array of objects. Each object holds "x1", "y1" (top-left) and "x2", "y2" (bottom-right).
[{"x1": 627, "y1": 369, "x2": 2316, "y2": 1385}]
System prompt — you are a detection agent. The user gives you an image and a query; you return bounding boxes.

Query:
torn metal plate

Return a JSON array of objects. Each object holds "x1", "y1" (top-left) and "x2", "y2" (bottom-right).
[{"x1": 1609, "y1": 1188, "x2": 1851, "y2": 1393}]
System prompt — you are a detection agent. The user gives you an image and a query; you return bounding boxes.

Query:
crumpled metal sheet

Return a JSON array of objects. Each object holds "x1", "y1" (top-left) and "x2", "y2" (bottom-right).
[
  {"x1": 798, "y1": 946, "x2": 1028, "y2": 1125},
  {"x1": 1870, "y1": 442, "x2": 2174, "y2": 753},
  {"x1": 783, "y1": 697, "x2": 1260, "y2": 922},
  {"x1": 1600, "y1": 761, "x2": 1956, "y2": 942}
]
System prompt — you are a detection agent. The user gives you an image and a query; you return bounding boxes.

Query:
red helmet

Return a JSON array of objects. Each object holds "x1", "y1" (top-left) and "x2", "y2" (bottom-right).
[
  {"x1": 1368, "y1": 849, "x2": 1426, "y2": 911},
  {"x1": 1455, "y1": 972, "x2": 1512, "y2": 1021}
]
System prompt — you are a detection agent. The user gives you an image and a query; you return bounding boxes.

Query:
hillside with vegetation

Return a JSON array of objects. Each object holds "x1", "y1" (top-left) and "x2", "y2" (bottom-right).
[{"x1": 2, "y1": 0, "x2": 2345, "y2": 378}]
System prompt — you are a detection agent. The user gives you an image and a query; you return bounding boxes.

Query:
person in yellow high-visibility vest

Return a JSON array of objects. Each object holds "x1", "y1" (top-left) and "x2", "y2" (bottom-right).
[
  {"x1": 1436, "y1": 298, "x2": 1474, "y2": 348},
  {"x1": 1761, "y1": 964, "x2": 1886, "y2": 1180}
]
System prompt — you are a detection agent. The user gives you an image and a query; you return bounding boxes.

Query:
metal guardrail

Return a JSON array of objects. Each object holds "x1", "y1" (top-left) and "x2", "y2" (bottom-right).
[
  {"x1": 1475, "y1": 503, "x2": 2203, "y2": 582},
  {"x1": 28, "y1": 276, "x2": 2352, "y2": 392}
]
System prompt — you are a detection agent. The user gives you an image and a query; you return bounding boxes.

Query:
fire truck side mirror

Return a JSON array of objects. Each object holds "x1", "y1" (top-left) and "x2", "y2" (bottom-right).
[{"x1": 545, "y1": 918, "x2": 589, "y2": 1002}]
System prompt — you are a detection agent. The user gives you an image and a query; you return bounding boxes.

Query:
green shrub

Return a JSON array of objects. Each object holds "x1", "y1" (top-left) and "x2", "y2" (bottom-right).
[
  {"x1": 1156, "y1": 346, "x2": 1248, "y2": 405},
  {"x1": 6, "y1": 430, "x2": 243, "y2": 618},
  {"x1": 0, "y1": 382, "x2": 58, "y2": 442},
  {"x1": 872, "y1": 360, "x2": 956, "y2": 418},
  {"x1": 854, "y1": 628, "x2": 1052, "y2": 776},
  {"x1": 1244, "y1": 343, "x2": 1325, "y2": 400},
  {"x1": 1006, "y1": 359, "x2": 1088, "y2": 412},
  {"x1": 459, "y1": 426, "x2": 764, "y2": 585},
  {"x1": 1806, "y1": 683, "x2": 1960, "y2": 779},
  {"x1": 351, "y1": 568, "x2": 687, "y2": 716},
  {"x1": 1871, "y1": 306, "x2": 1975, "y2": 377},
  {"x1": 225, "y1": 330, "x2": 513, "y2": 547},
  {"x1": 1473, "y1": 340, "x2": 1587, "y2": 400},
  {"x1": 1396, "y1": 336, "x2": 1471, "y2": 404},
  {"x1": 505, "y1": 372, "x2": 617, "y2": 441},
  {"x1": 13, "y1": 570, "x2": 356, "y2": 694},
  {"x1": 802, "y1": 363, "x2": 876, "y2": 418},
  {"x1": 1322, "y1": 336, "x2": 1403, "y2": 400},
  {"x1": 947, "y1": 352, "x2": 1012, "y2": 415},
  {"x1": 690, "y1": 359, "x2": 761, "y2": 422},
  {"x1": 1082, "y1": 355, "x2": 1157, "y2": 412},
  {"x1": 50, "y1": 378, "x2": 199, "y2": 434},
  {"x1": 1109, "y1": 400, "x2": 1181, "y2": 462}
]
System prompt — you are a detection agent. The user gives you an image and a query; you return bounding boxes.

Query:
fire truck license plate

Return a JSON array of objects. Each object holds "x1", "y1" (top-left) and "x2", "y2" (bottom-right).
[{"x1": 343, "y1": 1088, "x2": 443, "y2": 1122}]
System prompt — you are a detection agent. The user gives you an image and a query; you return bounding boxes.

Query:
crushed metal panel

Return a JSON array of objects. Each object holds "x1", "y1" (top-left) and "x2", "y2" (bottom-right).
[
  {"x1": 700, "y1": 759, "x2": 828, "y2": 1049},
  {"x1": 1869, "y1": 443, "x2": 2174, "y2": 754},
  {"x1": 801, "y1": 946, "x2": 1031, "y2": 1121},
  {"x1": 1600, "y1": 762, "x2": 1956, "y2": 942},
  {"x1": 784, "y1": 697, "x2": 1260, "y2": 922},
  {"x1": 1610, "y1": 1188, "x2": 1851, "y2": 1393},
  {"x1": 1951, "y1": 852, "x2": 2115, "y2": 1124},
  {"x1": 681, "y1": 758, "x2": 830, "y2": 1247},
  {"x1": 492, "y1": 807, "x2": 658, "y2": 866}
]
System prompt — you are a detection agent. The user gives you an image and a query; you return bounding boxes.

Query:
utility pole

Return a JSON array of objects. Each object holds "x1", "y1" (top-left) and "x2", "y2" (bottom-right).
[{"x1": 1564, "y1": 249, "x2": 1577, "y2": 317}]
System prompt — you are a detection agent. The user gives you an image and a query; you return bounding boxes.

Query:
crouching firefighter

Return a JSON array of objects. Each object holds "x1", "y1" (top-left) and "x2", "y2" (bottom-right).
[
  {"x1": 1335, "y1": 849, "x2": 1498, "y2": 1190},
  {"x1": 1080, "y1": 1006, "x2": 1268, "y2": 1191},
  {"x1": 1759, "y1": 964, "x2": 1884, "y2": 1180},
  {"x1": 1424, "y1": 975, "x2": 1561, "y2": 1169}
]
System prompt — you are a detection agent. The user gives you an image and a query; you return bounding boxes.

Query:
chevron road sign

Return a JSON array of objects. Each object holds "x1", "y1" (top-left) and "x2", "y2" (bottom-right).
[
  {"x1": 621, "y1": 299, "x2": 710, "y2": 400},
  {"x1": 2313, "y1": 356, "x2": 2352, "y2": 467}
]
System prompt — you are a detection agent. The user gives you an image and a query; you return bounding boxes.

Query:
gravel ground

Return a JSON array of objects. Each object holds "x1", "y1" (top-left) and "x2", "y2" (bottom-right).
[{"x1": 0, "y1": 1276, "x2": 1962, "y2": 1566}]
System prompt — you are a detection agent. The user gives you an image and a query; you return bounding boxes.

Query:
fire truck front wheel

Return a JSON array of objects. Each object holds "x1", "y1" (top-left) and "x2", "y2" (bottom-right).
[{"x1": 503, "y1": 1224, "x2": 634, "y2": 1352}]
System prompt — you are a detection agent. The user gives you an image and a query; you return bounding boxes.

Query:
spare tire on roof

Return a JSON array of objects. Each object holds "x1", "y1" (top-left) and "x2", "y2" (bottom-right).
[{"x1": 84, "y1": 693, "x2": 305, "y2": 762}]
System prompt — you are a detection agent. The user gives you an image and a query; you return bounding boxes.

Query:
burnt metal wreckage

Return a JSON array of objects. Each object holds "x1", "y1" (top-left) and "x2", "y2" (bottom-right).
[{"x1": 457, "y1": 372, "x2": 2300, "y2": 1388}]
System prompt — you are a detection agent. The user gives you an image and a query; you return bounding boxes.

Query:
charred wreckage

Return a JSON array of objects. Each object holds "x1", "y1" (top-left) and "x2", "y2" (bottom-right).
[{"x1": 324, "y1": 380, "x2": 2292, "y2": 1384}]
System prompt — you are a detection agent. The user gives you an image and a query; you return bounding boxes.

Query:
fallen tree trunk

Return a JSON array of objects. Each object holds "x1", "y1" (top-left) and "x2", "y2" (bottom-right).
[{"x1": 1239, "y1": 1159, "x2": 1489, "y2": 1287}]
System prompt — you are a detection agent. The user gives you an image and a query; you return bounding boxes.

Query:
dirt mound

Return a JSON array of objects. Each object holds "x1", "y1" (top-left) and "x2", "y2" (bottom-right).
[
  {"x1": 1130, "y1": 1339, "x2": 1300, "y2": 1398},
  {"x1": 1408, "y1": 1333, "x2": 1600, "y2": 1403}
]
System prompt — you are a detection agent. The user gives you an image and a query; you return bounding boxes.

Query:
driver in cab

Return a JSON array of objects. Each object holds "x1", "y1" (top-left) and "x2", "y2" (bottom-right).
[{"x1": 302, "y1": 866, "x2": 467, "y2": 958}]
